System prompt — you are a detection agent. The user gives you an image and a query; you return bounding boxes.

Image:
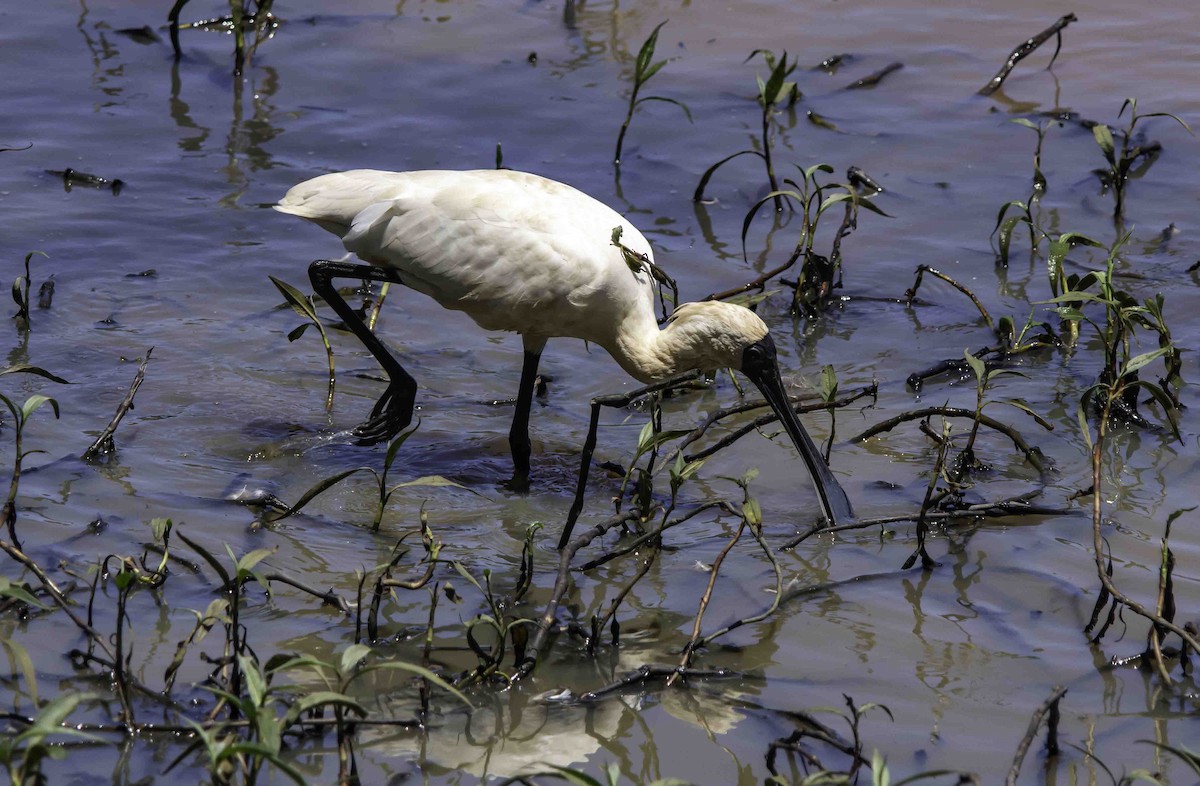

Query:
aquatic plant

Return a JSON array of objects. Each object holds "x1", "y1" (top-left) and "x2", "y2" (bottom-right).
[
  {"x1": 613, "y1": 21, "x2": 691, "y2": 165},
  {"x1": 10, "y1": 251, "x2": 47, "y2": 329},
  {"x1": 168, "y1": 0, "x2": 277, "y2": 75},
  {"x1": 695, "y1": 49, "x2": 800, "y2": 208},
  {"x1": 1091, "y1": 98, "x2": 1192, "y2": 225},
  {"x1": 270, "y1": 275, "x2": 336, "y2": 411}
]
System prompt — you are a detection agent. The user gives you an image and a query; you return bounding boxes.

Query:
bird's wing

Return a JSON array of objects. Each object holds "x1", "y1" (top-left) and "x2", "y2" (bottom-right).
[{"x1": 346, "y1": 186, "x2": 600, "y2": 288}]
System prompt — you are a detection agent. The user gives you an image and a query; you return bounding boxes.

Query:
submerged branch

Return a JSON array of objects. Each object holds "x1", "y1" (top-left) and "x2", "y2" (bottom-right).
[
  {"x1": 978, "y1": 14, "x2": 1078, "y2": 96},
  {"x1": 1005, "y1": 685, "x2": 1067, "y2": 786},
  {"x1": 520, "y1": 511, "x2": 641, "y2": 678},
  {"x1": 83, "y1": 348, "x2": 153, "y2": 462},
  {"x1": 848, "y1": 406, "x2": 1047, "y2": 472}
]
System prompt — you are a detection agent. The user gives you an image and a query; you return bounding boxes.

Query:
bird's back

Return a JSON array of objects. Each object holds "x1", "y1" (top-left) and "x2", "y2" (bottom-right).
[{"x1": 276, "y1": 169, "x2": 657, "y2": 345}]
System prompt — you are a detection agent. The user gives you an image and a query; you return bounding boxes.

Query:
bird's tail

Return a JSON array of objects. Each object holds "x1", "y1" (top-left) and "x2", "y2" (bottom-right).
[{"x1": 274, "y1": 170, "x2": 389, "y2": 236}]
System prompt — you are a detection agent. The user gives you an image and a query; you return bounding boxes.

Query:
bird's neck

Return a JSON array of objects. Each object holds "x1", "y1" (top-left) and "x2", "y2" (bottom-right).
[{"x1": 610, "y1": 313, "x2": 695, "y2": 383}]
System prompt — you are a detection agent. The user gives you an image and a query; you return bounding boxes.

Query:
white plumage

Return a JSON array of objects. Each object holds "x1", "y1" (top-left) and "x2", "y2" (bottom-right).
[{"x1": 276, "y1": 168, "x2": 852, "y2": 542}]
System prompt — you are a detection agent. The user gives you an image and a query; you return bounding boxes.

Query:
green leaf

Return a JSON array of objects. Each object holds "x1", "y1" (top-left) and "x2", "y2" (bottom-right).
[
  {"x1": 340, "y1": 643, "x2": 372, "y2": 674},
  {"x1": 240, "y1": 655, "x2": 268, "y2": 707},
  {"x1": 633, "y1": 95, "x2": 693, "y2": 123},
  {"x1": 1132, "y1": 111, "x2": 1194, "y2": 135},
  {"x1": 231, "y1": 547, "x2": 274, "y2": 574},
  {"x1": 1132, "y1": 380, "x2": 1182, "y2": 442},
  {"x1": 635, "y1": 424, "x2": 691, "y2": 456},
  {"x1": 114, "y1": 569, "x2": 137, "y2": 591},
  {"x1": 740, "y1": 189, "x2": 803, "y2": 261},
  {"x1": 693, "y1": 149, "x2": 766, "y2": 202},
  {"x1": 269, "y1": 275, "x2": 319, "y2": 322},
  {"x1": 536, "y1": 764, "x2": 605, "y2": 786},
  {"x1": 1053, "y1": 306, "x2": 1087, "y2": 322},
  {"x1": 819, "y1": 364, "x2": 838, "y2": 402},
  {"x1": 1092, "y1": 123, "x2": 1115, "y2": 162},
  {"x1": 286, "y1": 690, "x2": 368, "y2": 725},
  {"x1": 286, "y1": 323, "x2": 310, "y2": 342},
  {"x1": 1122, "y1": 347, "x2": 1170, "y2": 378},
  {"x1": 20, "y1": 693, "x2": 101, "y2": 744},
  {"x1": 639, "y1": 58, "x2": 668, "y2": 84},
  {"x1": 358, "y1": 659, "x2": 472, "y2": 706},
  {"x1": 20, "y1": 394, "x2": 59, "y2": 421},
  {"x1": 963, "y1": 349, "x2": 986, "y2": 383},
  {"x1": 383, "y1": 423, "x2": 420, "y2": 471},
  {"x1": 0, "y1": 636, "x2": 40, "y2": 704},
  {"x1": 742, "y1": 497, "x2": 762, "y2": 527},
  {"x1": 803, "y1": 162, "x2": 836, "y2": 180},
  {"x1": 1000, "y1": 398, "x2": 1055, "y2": 430},
  {"x1": 149, "y1": 517, "x2": 173, "y2": 542},
  {"x1": 634, "y1": 21, "x2": 667, "y2": 81},
  {"x1": 0, "y1": 578, "x2": 50, "y2": 611},
  {"x1": 0, "y1": 364, "x2": 69, "y2": 384},
  {"x1": 271, "y1": 466, "x2": 372, "y2": 521},
  {"x1": 762, "y1": 51, "x2": 790, "y2": 107},
  {"x1": 1042, "y1": 291, "x2": 1109, "y2": 306}
]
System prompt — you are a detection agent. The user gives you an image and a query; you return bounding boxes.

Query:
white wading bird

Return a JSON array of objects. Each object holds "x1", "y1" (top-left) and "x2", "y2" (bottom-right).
[{"x1": 275, "y1": 169, "x2": 852, "y2": 545}]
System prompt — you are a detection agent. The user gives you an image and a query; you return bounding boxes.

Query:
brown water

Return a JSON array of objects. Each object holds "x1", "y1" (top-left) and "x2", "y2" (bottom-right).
[{"x1": 3, "y1": 0, "x2": 1200, "y2": 782}]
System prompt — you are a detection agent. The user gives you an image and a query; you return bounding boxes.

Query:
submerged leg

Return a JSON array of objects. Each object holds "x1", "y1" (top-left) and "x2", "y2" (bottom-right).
[
  {"x1": 308, "y1": 259, "x2": 417, "y2": 445},
  {"x1": 507, "y1": 349, "x2": 542, "y2": 486}
]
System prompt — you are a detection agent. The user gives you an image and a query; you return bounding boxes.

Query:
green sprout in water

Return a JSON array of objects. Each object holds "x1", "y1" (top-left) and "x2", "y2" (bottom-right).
[
  {"x1": 270, "y1": 275, "x2": 336, "y2": 411},
  {"x1": 695, "y1": 49, "x2": 800, "y2": 209},
  {"x1": 613, "y1": 21, "x2": 691, "y2": 166},
  {"x1": 1091, "y1": 98, "x2": 1192, "y2": 225},
  {"x1": 11, "y1": 251, "x2": 47, "y2": 329}
]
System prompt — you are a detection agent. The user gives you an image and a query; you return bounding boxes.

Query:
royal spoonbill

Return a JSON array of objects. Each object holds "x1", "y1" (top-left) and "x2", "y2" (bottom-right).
[{"x1": 275, "y1": 169, "x2": 853, "y2": 536}]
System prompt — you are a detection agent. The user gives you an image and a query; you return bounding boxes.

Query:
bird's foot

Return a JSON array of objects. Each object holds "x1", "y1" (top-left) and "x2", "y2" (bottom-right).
[
  {"x1": 352, "y1": 385, "x2": 414, "y2": 446},
  {"x1": 501, "y1": 471, "x2": 531, "y2": 493}
]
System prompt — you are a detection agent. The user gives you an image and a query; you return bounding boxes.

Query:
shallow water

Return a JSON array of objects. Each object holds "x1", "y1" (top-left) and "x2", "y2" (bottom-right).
[{"x1": 3, "y1": 0, "x2": 1200, "y2": 782}]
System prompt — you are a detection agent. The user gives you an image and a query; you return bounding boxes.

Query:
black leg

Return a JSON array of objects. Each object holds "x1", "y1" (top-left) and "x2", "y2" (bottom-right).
[
  {"x1": 508, "y1": 350, "x2": 541, "y2": 485},
  {"x1": 308, "y1": 259, "x2": 417, "y2": 445}
]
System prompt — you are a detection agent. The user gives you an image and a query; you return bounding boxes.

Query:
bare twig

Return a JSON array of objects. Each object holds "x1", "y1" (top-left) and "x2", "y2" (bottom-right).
[
  {"x1": 671, "y1": 385, "x2": 876, "y2": 464},
  {"x1": 843, "y1": 62, "x2": 903, "y2": 90},
  {"x1": 780, "y1": 492, "x2": 1068, "y2": 550},
  {"x1": 904, "y1": 266, "x2": 994, "y2": 332},
  {"x1": 668, "y1": 518, "x2": 747, "y2": 685},
  {"x1": 848, "y1": 406, "x2": 1047, "y2": 472},
  {"x1": 1006, "y1": 685, "x2": 1067, "y2": 786},
  {"x1": 520, "y1": 511, "x2": 641, "y2": 677},
  {"x1": 561, "y1": 372, "x2": 703, "y2": 549},
  {"x1": 83, "y1": 348, "x2": 153, "y2": 462},
  {"x1": 978, "y1": 14, "x2": 1078, "y2": 96}
]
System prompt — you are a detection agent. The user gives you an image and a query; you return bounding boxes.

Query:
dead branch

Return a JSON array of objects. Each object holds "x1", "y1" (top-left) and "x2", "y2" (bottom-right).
[{"x1": 978, "y1": 14, "x2": 1078, "y2": 96}]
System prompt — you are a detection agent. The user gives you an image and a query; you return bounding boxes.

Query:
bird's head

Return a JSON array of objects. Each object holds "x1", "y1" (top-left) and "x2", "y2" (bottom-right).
[{"x1": 665, "y1": 301, "x2": 772, "y2": 374}]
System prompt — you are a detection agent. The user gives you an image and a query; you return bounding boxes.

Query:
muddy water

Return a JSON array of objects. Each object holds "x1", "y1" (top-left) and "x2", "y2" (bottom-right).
[{"x1": 3, "y1": 0, "x2": 1199, "y2": 782}]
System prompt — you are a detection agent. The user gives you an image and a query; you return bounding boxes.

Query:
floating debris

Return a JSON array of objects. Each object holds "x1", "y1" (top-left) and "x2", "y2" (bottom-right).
[
  {"x1": 815, "y1": 53, "x2": 851, "y2": 73},
  {"x1": 47, "y1": 168, "x2": 125, "y2": 195},
  {"x1": 844, "y1": 62, "x2": 903, "y2": 90},
  {"x1": 116, "y1": 25, "x2": 160, "y2": 44},
  {"x1": 847, "y1": 166, "x2": 884, "y2": 194},
  {"x1": 806, "y1": 109, "x2": 840, "y2": 132}
]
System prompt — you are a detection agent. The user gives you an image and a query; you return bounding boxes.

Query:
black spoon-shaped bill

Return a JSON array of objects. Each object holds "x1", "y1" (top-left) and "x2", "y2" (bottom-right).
[{"x1": 739, "y1": 335, "x2": 854, "y2": 526}]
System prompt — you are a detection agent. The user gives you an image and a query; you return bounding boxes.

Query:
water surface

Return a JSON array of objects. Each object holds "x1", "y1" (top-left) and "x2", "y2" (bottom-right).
[{"x1": 3, "y1": 0, "x2": 1199, "y2": 782}]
